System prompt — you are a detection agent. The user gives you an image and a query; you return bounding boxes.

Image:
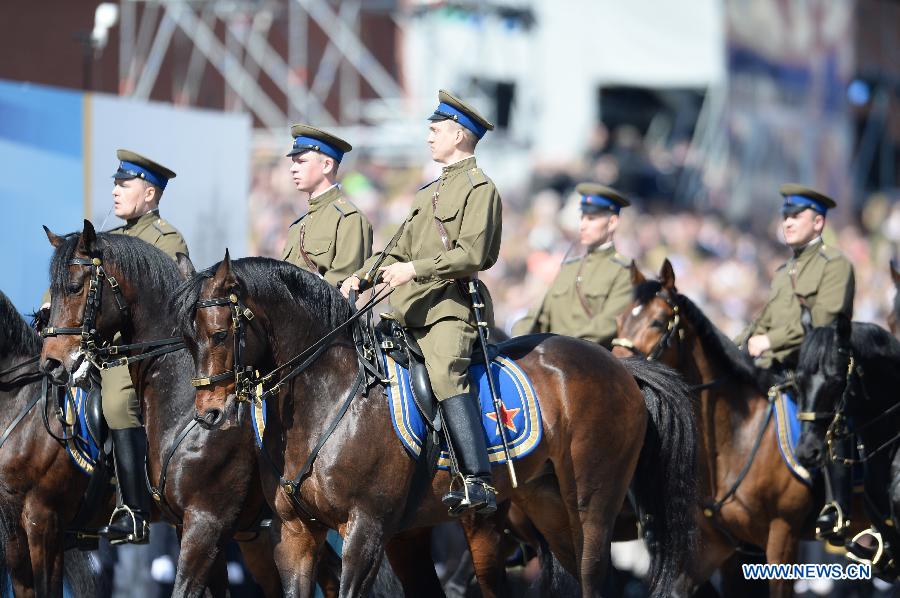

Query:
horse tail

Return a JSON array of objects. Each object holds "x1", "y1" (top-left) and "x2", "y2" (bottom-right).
[
  {"x1": 534, "y1": 532, "x2": 580, "y2": 597},
  {"x1": 620, "y1": 357, "x2": 698, "y2": 597}
]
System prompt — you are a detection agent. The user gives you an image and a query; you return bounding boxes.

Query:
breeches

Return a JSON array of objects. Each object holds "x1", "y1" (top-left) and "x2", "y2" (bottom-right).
[
  {"x1": 100, "y1": 364, "x2": 141, "y2": 429},
  {"x1": 407, "y1": 317, "x2": 477, "y2": 401}
]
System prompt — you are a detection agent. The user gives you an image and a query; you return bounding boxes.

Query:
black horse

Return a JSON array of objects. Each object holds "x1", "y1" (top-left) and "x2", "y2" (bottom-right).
[{"x1": 795, "y1": 314, "x2": 900, "y2": 574}]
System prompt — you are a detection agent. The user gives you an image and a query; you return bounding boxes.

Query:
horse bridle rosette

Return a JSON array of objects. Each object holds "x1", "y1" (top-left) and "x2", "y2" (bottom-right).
[{"x1": 611, "y1": 291, "x2": 681, "y2": 361}]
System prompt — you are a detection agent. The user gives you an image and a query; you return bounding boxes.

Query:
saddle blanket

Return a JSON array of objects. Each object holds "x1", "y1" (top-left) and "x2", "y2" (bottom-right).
[
  {"x1": 64, "y1": 386, "x2": 101, "y2": 475},
  {"x1": 381, "y1": 353, "x2": 543, "y2": 469}
]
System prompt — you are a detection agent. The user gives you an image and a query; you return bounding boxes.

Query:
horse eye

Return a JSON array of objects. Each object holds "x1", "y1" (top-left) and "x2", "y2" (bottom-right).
[
  {"x1": 212, "y1": 330, "x2": 228, "y2": 344},
  {"x1": 650, "y1": 319, "x2": 666, "y2": 330},
  {"x1": 66, "y1": 282, "x2": 82, "y2": 294}
]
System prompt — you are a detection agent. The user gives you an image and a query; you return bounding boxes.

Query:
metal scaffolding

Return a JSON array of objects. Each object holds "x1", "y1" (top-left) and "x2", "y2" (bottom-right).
[{"x1": 117, "y1": 0, "x2": 404, "y2": 133}]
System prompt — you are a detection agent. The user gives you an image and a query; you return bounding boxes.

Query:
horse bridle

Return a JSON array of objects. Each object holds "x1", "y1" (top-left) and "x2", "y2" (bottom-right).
[
  {"x1": 611, "y1": 290, "x2": 681, "y2": 361},
  {"x1": 41, "y1": 256, "x2": 129, "y2": 366},
  {"x1": 191, "y1": 293, "x2": 257, "y2": 403}
]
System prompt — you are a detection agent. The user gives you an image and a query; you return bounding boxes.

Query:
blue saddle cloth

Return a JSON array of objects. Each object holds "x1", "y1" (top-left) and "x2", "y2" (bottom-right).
[
  {"x1": 381, "y1": 353, "x2": 543, "y2": 469},
  {"x1": 63, "y1": 387, "x2": 101, "y2": 475},
  {"x1": 772, "y1": 391, "x2": 813, "y2": 486},
  {"x1": 249, "y1": 354, "x2": 543, "y2": 467}
]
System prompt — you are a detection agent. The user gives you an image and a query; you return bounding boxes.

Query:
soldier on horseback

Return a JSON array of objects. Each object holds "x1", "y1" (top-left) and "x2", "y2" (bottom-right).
[
  {"x1": 282, "y1": 124, "x2": 373, "y2": 286},
  {"x1": 43, "y1": 150, "x2": 188, "y2": 544},
  {"x1": 342, "y1": 89, "x2": 502, "y2": 515},
  {"x1": 737, "y1": 184, "x2": 855, "y2": 545},
  {"x1": 512, "y1": 184, "x2": 633, "y2": 347}
]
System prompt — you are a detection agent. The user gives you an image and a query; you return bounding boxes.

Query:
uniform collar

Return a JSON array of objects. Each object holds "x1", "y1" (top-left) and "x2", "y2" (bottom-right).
[
  {"x1": 308, "y1": 184, "x2": 341, "y2": 212},
  {"x1": 587, "y1": 241, "x2": 615, "y2": 255},
  {"x1": 125, "y1": 209, "x2": 159, "y2": 229},
  {"x1": 440, "y1": 156, "x2": 477, "y2": 178},
  {"x1": 792, "y1": 236, "x2": 822, "y2": 260}
]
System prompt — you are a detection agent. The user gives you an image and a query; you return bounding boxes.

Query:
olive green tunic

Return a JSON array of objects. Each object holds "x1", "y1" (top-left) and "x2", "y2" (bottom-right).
[
  {"x1": 282, "y1": 185, "x2": 373, "y2": 286},
  {"x1": 99, "y1": 210, "x2": 189, "y2": 429},
  {"x1": 513, "y1": 244, "x2": 632, "y2": 347},
  {"x1": 358, "y1": 156, "x2": 502, "y2": 399},
  {"x1": 738, "y1": 238, "x2": 854, "y2": 369}
]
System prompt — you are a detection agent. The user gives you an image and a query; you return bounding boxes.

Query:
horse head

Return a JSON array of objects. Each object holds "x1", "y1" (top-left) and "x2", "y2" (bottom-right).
[
  {"x1": 179, "y1": 251, "x2": 268, "y2": 430},
  {"x1": 40, "y1": 220, "x2": 131, "y2": 386},
  {"x1": 612, "y1": 258, "x2": 683, "y2": 365},
  {"x1": 795, "y1": 313, "x2": 853, "y2": 468}
]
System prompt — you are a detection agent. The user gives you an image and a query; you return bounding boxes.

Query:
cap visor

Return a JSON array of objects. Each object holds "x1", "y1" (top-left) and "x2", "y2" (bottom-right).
[
  {"x1": 581, "y1": 205, "x2": 612, "y2": 215},
  {"x1": 427, "y1": 113, "x2": 448, "y2": 122},
  {"x1": 112, "y1": 172, "x2": 134, "y2": 180},
  {"x1": 781, "y1": 205, "x2": 810, "y2": 217}
]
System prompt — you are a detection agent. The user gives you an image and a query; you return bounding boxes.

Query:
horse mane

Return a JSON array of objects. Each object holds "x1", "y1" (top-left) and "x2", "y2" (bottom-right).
[
  {"x1": 172, "y1": 257, "x2": 353, "y2": 338},
  {"x1": 0, "y1": 290, "x2": 41, "y2": 359},
  {"x1": 633, "y1": 280, "x2": 764, "y2": 391},
  {"x1": 50, "y1": 232, "x2": 181, "y2": 299},
  {"x1": 799, "y1": 321, "x2": 900, "y2": 383}
]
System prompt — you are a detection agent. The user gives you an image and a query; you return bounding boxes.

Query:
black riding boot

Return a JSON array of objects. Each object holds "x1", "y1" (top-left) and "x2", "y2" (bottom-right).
[
  {"x1": 99, "y1": 428, "x2": 150, "y2": 544},
  {"x1": 815, "y1": 435, "x2": 852, "y2": 546},
  {"x1": 440, "y1": 393, "x2": 497, "y2": 517}
]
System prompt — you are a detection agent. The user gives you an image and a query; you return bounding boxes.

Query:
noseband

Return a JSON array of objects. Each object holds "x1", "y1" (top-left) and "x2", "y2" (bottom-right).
[
  {"x1": 611, "y1": 291, "x2": 681, "y2": 361},
  {"x1": 41, "y1": 256, "x2": 129, "y2": 365},
  {"x1": 191, "y1": 293, "x2": 256, "y2": 403}
]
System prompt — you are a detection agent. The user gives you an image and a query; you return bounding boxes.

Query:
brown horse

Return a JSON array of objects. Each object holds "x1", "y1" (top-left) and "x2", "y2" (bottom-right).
[
  {"x1": 0, "y1": 289, "x2": 102, "y2": 596},
  {"x1": 173, "y1": 253, "x2": 698, "y2": 597},
  {"x1": 38, "y1": 222, "x2": 285, "y2": 597},
  {"x1": 613, "y1": 259, "x2": 835, "y2": 597}
]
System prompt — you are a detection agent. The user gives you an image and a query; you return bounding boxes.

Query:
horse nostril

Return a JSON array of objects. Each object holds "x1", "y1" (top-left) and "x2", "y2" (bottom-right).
[
  {"x1": 203, "y1": 408, "x2": 223, "y2": 428},
  {"x1": 40, "y1": 357, "x2": 67, "y2": 383}
]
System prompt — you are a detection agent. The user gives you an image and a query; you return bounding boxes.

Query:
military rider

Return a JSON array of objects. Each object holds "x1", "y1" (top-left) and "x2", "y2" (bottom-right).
[
  {"x1": 282, "y1": 124, "x2": 373, "y2": 286},
  {"x1": 737, "y1": 183, "x2": 855, "y2": 545},
  {"x1": 41, "y1": 150, "x2": 188, "y2": 544},
  {"x1": 512, "y1": 184, "x2": 633, "y2": 347},
  {"x1": 341, "y1": 90, "x2": 502, "y2": 516}
]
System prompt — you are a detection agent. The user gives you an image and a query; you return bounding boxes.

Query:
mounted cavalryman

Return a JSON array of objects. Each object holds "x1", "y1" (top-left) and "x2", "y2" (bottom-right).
[
  {"x1": 282, "y1": 124, "x2": 373, "y2": 286},
  {"x1": 42, "y1": 150, "x2": 188, "y2": 544},
  {"x1": 736, "y1": 183, "x2": 855, "y2": 546},
  {"x1": 512, "y1": 184, "x2": 633, "y2": 347},
  {"x1": 341, "y1": 89, "x2": 502, "y2": 516}
]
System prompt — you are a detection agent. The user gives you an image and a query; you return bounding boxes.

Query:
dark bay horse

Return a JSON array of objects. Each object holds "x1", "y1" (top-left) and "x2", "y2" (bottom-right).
[
  {"x1": 795, "y1": 315, "x2": 900, "y2": 575},
  {"x1": 612, "y1": 259, "x2": 818, "y2": 597},
  {"x1": 0, "y1": 289, "x2": 99, "y2": 596},
  {"x1": 173, "y1": 253, "x2": 698, "y2": 597},
  {"x1": 38, "y1": 222, "x2": 285, "y2": 597}
]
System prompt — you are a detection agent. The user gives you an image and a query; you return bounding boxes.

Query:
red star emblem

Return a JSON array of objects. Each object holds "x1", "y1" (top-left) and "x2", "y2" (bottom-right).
[{"x1": 486, "y1": 402, "x2": 521, "y2": 434}]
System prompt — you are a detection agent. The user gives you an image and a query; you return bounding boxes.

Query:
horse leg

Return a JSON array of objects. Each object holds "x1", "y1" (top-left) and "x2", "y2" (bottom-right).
[
  {"x1": 238, "y1": 532, "x2": 287, "y2": 598},
  {"x1": 674, "y1": 517, "x2": 735, "y2": 595},
  {"x1": 4, "y1": 518, "x2": 35, "y2": 596},
  {"x1": 271, "y1": 516, "x2": 328, "y2": 598},
  {"x1": 384, "y1": 528, "x2": 445, "y2": 598},
  {"x1": 22, "y1": 501, "x2": 65, "y2": 598},
  {"x1": 171, "y1": 512, "x2": 231, "y2": 598},
  {"x1": 512, "y1": 478, "x2": 577, "y2": 574},
  {"x1": 460, "y1": 512, "x2": 508, "y2": 598},
  {"x1": 764, "y1": 518, "x2": 800, "y2": 598},
  {"x1": 337, "y1": 512, "x2": 386, "y2": 598},
  {"x1": 205, "y1": 552, "x2": 230, "y2": 598}
]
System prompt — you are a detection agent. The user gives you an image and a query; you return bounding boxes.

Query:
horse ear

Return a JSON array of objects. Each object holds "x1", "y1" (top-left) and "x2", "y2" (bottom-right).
[
  {"x1": 659, "y1": 258, "x2": 676, "y2": 290},
  {"x1": 891, "y1": 260, "x2": 900, "y2": 288},
  {"x1": 213, "y1": 249, "x2": 237, "y2": 289},
  {"x1": 176, "y1": 252, "x2": 196, "y2": 279},
  {"x1": 629, "y1": 260, "x2": 645, "y2": 286},
  {"x1": 79, "y1": 219, "x2": 97, "y2": 253},
  {"x1": 43, "y1": 225, "x2": 65, "y2": 248},
  {"x1": 835, "y1": 312, "x2": 852, "y2": 346}
]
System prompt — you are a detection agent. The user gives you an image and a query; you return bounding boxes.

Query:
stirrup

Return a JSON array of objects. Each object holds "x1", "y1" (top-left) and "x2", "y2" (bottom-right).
[
  {"x1": 815, "y1": 501, "x2": 848, "y2": 542},
  {"x1": 443, "y1": 475, "x2": 496, "y2": 516},
  {"x1": 846, "y1": 527, "x2": 885, "y2": 568},
  {"x1": 104, "y1": 504, "x2": 149, "y2": 545}
]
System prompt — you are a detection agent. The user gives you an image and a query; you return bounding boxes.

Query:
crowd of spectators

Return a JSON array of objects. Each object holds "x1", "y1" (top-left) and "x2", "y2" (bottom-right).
[{"x1": 248, "y1": 123, "x2": 900, "y2": 341}]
